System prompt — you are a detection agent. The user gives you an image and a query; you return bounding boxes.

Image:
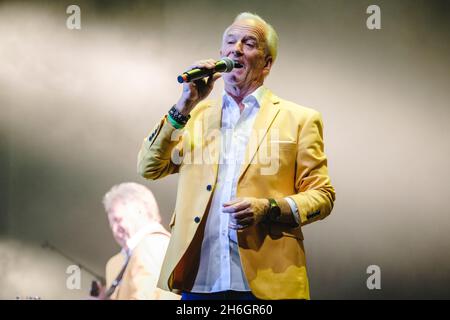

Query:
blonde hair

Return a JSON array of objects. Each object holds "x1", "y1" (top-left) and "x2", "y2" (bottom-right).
[
  {"x1": 102, "y1": 182, "x2": 161, "y2": 222},
  {"x1": 225, "y1": 12, "x2": 279, "y2": 62}
]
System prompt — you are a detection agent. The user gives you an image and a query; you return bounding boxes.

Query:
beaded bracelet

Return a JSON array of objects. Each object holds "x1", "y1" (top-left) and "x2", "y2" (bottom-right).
[
  {"x1": 168, "y1": 105, "x2": 190, "y2": 127},
  {"x1": 167, "y1": 113, "x2": 185, "y2": 129}
]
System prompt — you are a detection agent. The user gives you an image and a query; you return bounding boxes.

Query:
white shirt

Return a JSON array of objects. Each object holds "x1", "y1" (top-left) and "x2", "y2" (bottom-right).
[
  {"x1": 191, "y1": 86, "x2": 264, "y2": 292},
  {"x1": 191, "y1": 86, "x2": 300, "y2": 293}
]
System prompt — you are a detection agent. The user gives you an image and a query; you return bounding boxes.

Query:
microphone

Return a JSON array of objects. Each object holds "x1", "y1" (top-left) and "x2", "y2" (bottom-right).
[{"x1": 177, "y1": 57, "x2": 243, "y2": 83}]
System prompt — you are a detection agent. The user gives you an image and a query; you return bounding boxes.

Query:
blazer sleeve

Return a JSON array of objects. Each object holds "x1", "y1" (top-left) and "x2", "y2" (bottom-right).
[
  {"x1": 137, "y1": 115, "x2": 184, "y2": 180},
  {"x1": 289, "y1": 111, "x2": 336, "y2": 226}
]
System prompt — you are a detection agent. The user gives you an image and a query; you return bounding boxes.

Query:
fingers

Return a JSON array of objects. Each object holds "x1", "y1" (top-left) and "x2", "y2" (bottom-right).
[
  {"x1": 222, "y1": 199, "x2": 250, "y2": 213},
  {"x1": 186, "y1": 59, "x2": 221, "y2": 90},
  {"x1": 190, "y1": 59, "x2": 217, "y2": 70},
  {"x1": 229, "y1": 217, "x2": 254, "y2": 230},
  {"x1": 207, "y1": 72, "x2": 222, "y2": 86},
  {"x1": 227, "y1": 203, "x2": 254, "y2": 230},
  {"x1": 223, "y1": 198, "x2": 241, "y2": 207},
  {"x1": 192, "y1": 79, "x2": 207, "y2": 87},
  {"x1": 230, "y1": 208, "x2": 254, "y2": 229},
  {"x1": 192, "y1": 72, "x2": 218, "y2": 88},
  {"x1": 231, "y1": 207, "x2": 253, "y2": 220},
  {"x1": 181, "y1": 59, "x2": 221, "y2": 104}
]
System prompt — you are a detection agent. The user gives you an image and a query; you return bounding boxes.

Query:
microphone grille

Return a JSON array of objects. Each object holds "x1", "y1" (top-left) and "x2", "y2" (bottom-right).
[{"x1": 221, "y1": 57, "x2": 235, "y2": 72}]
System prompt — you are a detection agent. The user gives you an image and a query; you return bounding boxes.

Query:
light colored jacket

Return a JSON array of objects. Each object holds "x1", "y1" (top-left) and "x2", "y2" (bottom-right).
[
  {"x1": 137, "y1": 89, "x2": 335, "y2": 299},
  {"x1": 105, "y1": 231, "x2": 180, "y2": 300}
]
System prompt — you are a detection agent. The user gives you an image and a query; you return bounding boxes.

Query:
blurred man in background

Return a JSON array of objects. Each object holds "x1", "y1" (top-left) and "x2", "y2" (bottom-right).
[{"x1": 94, "y1": 182, "x2": 179, "y2": 300}]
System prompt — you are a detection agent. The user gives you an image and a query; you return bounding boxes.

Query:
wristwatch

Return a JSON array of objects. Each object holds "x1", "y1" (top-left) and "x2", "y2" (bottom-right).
[{"x1": 267, "y1": 198, "x2": 281, "y2": 222}]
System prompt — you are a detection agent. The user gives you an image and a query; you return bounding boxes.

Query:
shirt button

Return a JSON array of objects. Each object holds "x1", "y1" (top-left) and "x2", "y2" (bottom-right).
[
  {"x1": 194, "y1": 216, "x2": 201, "y2": 223},
  {"x1": 206, "y1": 184, "x2": 212, "y2": 191}
]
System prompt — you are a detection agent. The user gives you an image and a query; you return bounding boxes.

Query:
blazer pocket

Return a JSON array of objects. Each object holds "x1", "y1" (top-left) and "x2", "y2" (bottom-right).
[
  {"x1": 269, "y1": 223, "x2": 304, "y2": 240},
  {"x1": 270, "y1": 140, "x2": 296, "y2": 145},
  {"x1": 270, "y1": 141, "x2": 297, "y2": 155},
  {"x1": 270, "y1": 140, "x2": 297, "y2": 148}
]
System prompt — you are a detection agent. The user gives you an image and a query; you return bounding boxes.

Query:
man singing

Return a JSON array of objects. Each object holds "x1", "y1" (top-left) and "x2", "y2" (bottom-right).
[{"x1": 138, "y1": 12, "x2": 336, "y2": 300}]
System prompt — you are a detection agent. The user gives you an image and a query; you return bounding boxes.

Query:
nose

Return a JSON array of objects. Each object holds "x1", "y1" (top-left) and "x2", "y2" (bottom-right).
[
  {"x1": 232, "y1": 41, "x2": 244, "y2": 57},
  {"x1": 112, "y1": 222, "x2": 123, "y2": 235}
]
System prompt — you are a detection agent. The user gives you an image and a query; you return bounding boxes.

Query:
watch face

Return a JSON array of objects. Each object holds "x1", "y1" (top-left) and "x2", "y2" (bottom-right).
[
  {"x1": 267, "y1": 199, "x2": 280, "y2": 221},
  {"x1": 269, "y1": 205, "x2": 281, "y2": 220}
]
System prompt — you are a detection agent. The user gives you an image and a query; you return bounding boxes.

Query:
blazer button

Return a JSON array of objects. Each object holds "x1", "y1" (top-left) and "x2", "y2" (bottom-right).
[
  {"x1": 206, "y1": 184, "x2": 212, "y2": 191},
  {"x1": 194, "y1": 216, "x2": 201, "y2": 223}
]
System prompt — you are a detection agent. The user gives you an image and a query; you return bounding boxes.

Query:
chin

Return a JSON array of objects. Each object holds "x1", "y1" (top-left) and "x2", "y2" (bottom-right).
[
  {"x1": 115, "y1": 238, "x2": 126, "y2": 247},
  {"x1": 224, "y1": 74, "x2": 244, "y2": 86}
]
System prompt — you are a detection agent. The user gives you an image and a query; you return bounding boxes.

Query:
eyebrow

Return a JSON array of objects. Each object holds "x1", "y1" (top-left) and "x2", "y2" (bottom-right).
[{"x1": 225, "y1": 34, "x2": 258, "y2": 41}]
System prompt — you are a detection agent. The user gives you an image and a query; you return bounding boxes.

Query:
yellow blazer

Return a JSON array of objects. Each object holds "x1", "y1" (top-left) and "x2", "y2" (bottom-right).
[
  {"x1": 105, "y1": 233, "x2": 180, "y2": 300},
  {"x1": 137, "y1": 89, "x2": 335, "y2": 300}
]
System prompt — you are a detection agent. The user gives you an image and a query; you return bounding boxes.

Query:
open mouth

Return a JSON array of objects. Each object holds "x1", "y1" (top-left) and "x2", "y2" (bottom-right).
[{"x1": 233, "y1": 60, "x2": 244, "y2": 69}]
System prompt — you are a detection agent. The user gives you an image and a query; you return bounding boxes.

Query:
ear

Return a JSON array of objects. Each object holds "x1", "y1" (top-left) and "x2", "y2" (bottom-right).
[{"x1": 263, "y1": 55, "x2": 273, "y2": 75}]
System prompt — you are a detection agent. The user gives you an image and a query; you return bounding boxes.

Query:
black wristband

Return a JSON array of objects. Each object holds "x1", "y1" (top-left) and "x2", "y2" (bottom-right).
[{"x1": 169, "y1": 105, "x2": 191, "y2": 126}]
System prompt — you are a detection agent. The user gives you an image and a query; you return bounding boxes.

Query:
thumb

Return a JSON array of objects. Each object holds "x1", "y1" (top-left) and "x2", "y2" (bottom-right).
[
  {"x1": 212, "y1": 72, "x2": 222, "y2": 82},
  {"x1": 207, "y1": 72, "x2": 222, "y2": 86}
]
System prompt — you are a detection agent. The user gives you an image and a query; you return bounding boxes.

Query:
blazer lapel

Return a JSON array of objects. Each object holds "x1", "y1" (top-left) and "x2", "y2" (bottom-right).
[{"x1": 238, "y1": 90, "x2": 280, "y2": 181}]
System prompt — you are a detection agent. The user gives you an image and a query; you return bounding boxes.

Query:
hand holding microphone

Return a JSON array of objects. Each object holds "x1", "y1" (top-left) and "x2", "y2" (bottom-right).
[
  {"x1": 175, "y1": 58, "x2": 242, "y2": 116},
  {"x1": 177, "y1": 57, "x2": 242, "y2": 83}
]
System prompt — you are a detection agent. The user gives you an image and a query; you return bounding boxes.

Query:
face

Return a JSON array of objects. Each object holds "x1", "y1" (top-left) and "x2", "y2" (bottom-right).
[
  {"x1": 220, "y1": 19, "x2": 272, "y2": 89},
  {"x1": 107, "y1": 201, "x2": 140, "y2": 249}
]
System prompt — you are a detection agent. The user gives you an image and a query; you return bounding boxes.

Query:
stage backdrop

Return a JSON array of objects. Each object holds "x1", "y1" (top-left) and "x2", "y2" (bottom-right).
[{"x1": 1, "y1": 0, "x2": 449, "y2": 299}]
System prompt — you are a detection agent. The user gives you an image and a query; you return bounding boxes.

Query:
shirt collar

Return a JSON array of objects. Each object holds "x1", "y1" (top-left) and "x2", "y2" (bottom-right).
[
  {"x1": 222, "y1": 85, "x2": 268, "y2": 109},
  {"x1": 124, "y1": 223, "x2": 169, "y2": 254}
]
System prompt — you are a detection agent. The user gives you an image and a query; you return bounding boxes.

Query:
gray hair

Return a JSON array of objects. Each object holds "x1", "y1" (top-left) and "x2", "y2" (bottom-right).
[
  {"x1": 102, "y1": 182, "x2": 161, "y2": 222},
  {"x1": 224, "y1": 12, "x2": 279, "y2": 62}
]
